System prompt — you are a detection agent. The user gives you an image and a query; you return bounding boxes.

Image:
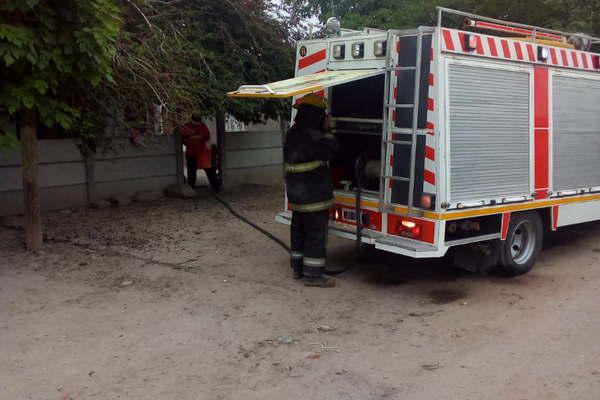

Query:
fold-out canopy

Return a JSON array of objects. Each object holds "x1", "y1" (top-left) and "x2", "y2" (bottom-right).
[{"x1": 227, "y1": 69, "x2": 385, "y2": 98}]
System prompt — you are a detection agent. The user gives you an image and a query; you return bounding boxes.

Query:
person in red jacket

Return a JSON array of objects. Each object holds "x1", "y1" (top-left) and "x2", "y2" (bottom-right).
[{"x1": 181, "y1": 115, "x2": 221, "y2": 190}]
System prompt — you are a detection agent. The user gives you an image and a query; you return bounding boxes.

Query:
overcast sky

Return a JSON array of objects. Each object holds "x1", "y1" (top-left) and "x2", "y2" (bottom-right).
[{"x1": 270, "y1": 0, "x2": 322, "y2": 36}]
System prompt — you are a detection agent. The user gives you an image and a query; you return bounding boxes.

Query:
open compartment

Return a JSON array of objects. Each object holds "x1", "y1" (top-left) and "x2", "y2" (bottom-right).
[
  {"x1": 226, "y1": 67, "x2": 387, "y2": 199},
  {"x1": 328, "y1": 74, "x2": 385, "y2": 195}
]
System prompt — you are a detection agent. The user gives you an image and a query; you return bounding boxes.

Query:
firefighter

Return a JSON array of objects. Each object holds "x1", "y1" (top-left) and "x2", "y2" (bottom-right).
[
  {"x1": 182, "y1": 115, "x2": 221, "y2": 190},
  {"x1": 284, "y1": 94, "x2": 339, "y2": 287}
]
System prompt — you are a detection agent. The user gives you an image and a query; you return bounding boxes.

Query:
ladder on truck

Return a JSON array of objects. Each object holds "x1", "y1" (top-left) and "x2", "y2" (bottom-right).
[{"x1": 379, "y1": 27, "x2": 433, "y2": 216}]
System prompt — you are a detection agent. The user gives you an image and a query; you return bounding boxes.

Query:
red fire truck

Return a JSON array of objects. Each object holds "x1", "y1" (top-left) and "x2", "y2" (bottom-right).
[{"x1": 228, "y1": 8, "x2": 600, "y2": 276}]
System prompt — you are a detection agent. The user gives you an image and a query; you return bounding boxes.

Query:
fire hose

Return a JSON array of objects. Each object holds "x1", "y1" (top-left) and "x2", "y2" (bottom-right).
[
  {"x1": 207, "y1": 189, "x2": 353, "y2": 275},
  {"x1": 202, "y1": 152, "x2": 376, "y2": 275}
]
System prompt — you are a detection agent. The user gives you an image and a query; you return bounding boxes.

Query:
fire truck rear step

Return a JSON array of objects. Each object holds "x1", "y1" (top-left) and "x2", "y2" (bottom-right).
[
  {"x1": 276, "y1": 211, "x2": 384, "y2": 245},
  {"x1": 374, "y1": 236, "x2": 442, "y2": 258}
]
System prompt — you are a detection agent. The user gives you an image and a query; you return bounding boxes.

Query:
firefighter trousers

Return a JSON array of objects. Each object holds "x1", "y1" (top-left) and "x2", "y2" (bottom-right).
[
  {"x1": 186, "y1": 155, "x2": 221, "y2": 190},
  {"x1": 290, "y1": 210, "x2": 329, "y2": 275}
]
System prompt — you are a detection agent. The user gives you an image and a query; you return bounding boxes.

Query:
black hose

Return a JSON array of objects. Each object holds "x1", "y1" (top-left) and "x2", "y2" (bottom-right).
[
  {"x1": 207, "y1": 189, "x2": 351, "y2": 276},
  {"x1": 208, "y1": 190, "x2": 291, "y2": 252}
]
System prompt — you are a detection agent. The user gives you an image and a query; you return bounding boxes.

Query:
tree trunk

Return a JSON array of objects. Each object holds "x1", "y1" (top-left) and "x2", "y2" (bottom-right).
[{"x1": 20, "y1": 109, "x2": 43, "y2": 251}]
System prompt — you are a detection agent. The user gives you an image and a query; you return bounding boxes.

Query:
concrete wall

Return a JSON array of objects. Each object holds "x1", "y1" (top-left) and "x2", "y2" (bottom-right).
[
  {"x1": 222, "y1": 119, "x2": 285, "y2": 186},
  {"x1": 0, "y1": 139, "x2": 87, "y2": 216},
  {"x1": 94, "y1": 138, "x2": 177, "y2": 199},
  {"x1": 0, "y1": 137, "x2": 177, "y2": 216},
  {"x1": 0, "y1": 117, "x2": 284, "y2": 216}
]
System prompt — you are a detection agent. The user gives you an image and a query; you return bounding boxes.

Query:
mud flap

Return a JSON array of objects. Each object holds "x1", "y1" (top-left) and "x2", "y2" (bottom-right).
[{"x1": 453, "y1": 240, "x2": 500, "y2": 275}]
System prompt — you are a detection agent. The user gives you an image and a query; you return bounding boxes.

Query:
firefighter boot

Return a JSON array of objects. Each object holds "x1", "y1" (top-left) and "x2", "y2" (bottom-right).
[
  {"x1": 290, "y1": 254, "x2": 303, "y2": 279},
  {"x1": 303, "y1": 266, "x2": 336, "y2": 288}
]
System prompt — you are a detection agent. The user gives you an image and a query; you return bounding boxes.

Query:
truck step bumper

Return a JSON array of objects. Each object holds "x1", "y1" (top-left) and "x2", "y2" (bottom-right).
[{"x1": 276, "y1": 211, "x2": 447, "y2": 258}]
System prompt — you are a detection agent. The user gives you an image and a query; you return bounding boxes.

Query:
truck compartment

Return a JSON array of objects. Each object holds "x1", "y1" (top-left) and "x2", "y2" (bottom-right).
[{"x1": 329, "y1": 74, "x2": 384, "y2": 193}]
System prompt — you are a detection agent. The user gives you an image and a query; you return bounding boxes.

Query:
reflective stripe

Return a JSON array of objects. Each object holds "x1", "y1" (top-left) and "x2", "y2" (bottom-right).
[
  {"x1": 323, "y1": 133, "x2": 336, "y2": 140},
  {"x1": 304, "y1": 257, "x2": 326, "y2": 267},
  {"x1": 291, "y1": 252, "x2": 304, "y2": 259},
  {"x1": 285, "y1": 160, "x2": 326, "y2": 173},
  {"x1": 289, "y1": 199, "x2": 334, "y2": 212}
]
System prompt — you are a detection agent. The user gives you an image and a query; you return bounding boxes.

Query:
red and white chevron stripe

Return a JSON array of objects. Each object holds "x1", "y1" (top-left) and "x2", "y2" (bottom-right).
[
  {"x1": 423, "y1": 42, "x2": 436, "y2": 195},
  {"x1": 442, "y1": 28, "x2": 600, "y2": 72},
  {"x1": 296, "y1": 46, "x2": 327, "y2": 75}
]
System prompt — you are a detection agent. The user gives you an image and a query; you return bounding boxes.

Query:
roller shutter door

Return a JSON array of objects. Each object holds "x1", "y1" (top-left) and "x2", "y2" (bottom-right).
[
  {"x1": 553, "y1": 75, "x2": 600, "y2": 191},
  {"x1": 448, "y1": 63, "x2": 531, "y2": 202}
]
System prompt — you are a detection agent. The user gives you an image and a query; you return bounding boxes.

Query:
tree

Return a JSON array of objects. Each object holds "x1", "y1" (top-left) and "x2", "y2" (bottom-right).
[
  {"x1": 0, "y1": 0, "x2": 120, "y2": 250},
  {"x1": 88, "y1": 0, "x2": 294, "y2": 140},
  {"x1": 0, "y1": 0, "x2": 294, "y2": 250}
]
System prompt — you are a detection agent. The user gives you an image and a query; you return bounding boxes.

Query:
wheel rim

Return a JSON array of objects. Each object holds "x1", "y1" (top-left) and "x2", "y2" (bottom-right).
[{"x1": 510, "y1": 220, "x2": 536, "y2": 265}]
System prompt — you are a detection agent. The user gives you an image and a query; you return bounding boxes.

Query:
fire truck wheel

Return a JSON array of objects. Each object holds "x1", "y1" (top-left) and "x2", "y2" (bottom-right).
[{"x1": 498, "y1": 212, "x2": 543, "y2": 277}]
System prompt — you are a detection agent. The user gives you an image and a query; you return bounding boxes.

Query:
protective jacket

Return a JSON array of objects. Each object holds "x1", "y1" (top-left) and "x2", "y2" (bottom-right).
[{"x1": 284, "y1": 124, "x2": 339, "y2": 212}]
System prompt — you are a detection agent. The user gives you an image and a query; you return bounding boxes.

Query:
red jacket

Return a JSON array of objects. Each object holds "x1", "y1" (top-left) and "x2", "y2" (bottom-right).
[{"x1": 182, "y1": 121, "x2": 212, "y2": 169}]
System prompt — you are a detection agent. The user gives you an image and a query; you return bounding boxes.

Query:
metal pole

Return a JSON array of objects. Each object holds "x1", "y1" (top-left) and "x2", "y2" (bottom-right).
[{"x1": 435, "y1": 6, "x2": 595, "y2": 41}]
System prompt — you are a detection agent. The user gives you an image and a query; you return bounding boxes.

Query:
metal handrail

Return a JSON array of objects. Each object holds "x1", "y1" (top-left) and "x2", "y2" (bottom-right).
[
  {"x1": 436, "y1": 6, "x2": 600, "y2": 43},
  {"x1": 235, "y1": 84, "x2": 275, "y2": 94}
]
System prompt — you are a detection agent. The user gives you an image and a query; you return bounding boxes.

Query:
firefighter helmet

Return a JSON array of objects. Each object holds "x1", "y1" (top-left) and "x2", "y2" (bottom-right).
[{"x1": 294, "y1": 93, "x2": 327, "y2": 110}]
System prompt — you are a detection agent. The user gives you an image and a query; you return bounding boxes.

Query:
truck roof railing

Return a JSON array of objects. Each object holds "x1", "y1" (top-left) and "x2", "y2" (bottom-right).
[{"x1": 436, "y1": 7, "x2": 600, "y2": 45}]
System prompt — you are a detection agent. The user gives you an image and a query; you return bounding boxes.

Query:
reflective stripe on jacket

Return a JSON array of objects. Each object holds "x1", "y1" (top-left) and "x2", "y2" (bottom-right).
[{"x1": 285, "y1": 160, "x2": 327, "y2": 173}]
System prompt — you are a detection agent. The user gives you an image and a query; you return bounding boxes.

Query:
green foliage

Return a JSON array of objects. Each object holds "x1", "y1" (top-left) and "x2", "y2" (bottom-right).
[
  {"x1": 288, "y1": 0, "x2": 600, "y2": 36},
  {"x1": 0, "y1": 0, "x2": 120, "y2": 149},
  {"x1": 0, "y1": 0, "x2": 292, "y2": 152},
  {"x1": 0, "y1": 114, "x2": 17, "y2": 151},
  {"x1": 114, "y1": 0, "x2": 294, "y2": 126}
]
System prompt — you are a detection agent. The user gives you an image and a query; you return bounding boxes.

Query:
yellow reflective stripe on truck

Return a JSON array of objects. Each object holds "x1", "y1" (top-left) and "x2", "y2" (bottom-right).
[
  {"x1": 437, "y1": 193, "x2": 600, "y2": 221},
  {"x1": 285, "y1": 160, "x2": 327, "y2": 173},
  {"x1": 332, "y1": 193, "x2": 600, "y2": 221}
]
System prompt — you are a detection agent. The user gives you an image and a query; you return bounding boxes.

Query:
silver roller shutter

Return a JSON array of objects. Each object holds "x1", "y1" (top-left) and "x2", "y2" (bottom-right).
[
  {"x1": 448, "y1": 63, "x2": 531, "y2": 203},
  {"x1": 553, "y1": 76, "x2": 600, "y2": 191}
]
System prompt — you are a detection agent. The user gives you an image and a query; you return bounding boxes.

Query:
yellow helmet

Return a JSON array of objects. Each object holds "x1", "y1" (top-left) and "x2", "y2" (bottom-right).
[{"x1": 293, "y1": 93, "x2": 327, "y2": 110}]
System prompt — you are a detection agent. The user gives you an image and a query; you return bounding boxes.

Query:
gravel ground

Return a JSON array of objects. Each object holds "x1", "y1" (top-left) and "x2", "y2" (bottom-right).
[{"x1": 1, "y1": 184, "x2": 599, "y2": 400}]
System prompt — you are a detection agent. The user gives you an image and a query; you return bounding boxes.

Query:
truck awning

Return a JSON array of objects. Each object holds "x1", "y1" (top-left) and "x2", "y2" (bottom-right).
[{"x1": 227, "y1": 69, "x2": 385, "y2": 98}]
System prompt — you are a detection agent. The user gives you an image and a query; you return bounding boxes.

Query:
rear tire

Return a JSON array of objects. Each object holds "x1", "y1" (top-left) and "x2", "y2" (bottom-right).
[{"x1": 498, "y1": 212, "x2": 543, "y2": 277}]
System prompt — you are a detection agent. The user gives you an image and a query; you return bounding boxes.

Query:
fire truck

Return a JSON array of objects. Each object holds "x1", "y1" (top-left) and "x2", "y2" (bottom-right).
[{"x1": 228, "y1": 8, "x2": 600, "y2": 276}]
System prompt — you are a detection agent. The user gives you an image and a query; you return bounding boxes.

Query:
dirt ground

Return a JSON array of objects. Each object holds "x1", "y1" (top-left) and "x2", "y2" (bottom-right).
[{"x1": 1, "y1": 184, "x2": 599, "y2": 400}]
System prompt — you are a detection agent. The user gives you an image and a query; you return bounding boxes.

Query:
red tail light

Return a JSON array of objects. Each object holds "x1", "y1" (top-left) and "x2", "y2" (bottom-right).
[
  {"x1": 392, "y1": 218, "x2": 423, "y2": 239},
  {"x1": 388, "y1": 215, "x2": 435, "y2": 243}
]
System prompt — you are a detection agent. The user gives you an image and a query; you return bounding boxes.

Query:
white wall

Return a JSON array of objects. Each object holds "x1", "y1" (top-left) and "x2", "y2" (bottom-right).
[
  {"x1": 0, "y1": 137, "x2": 178, "y2": 216},
  {"x1": 222, "y1": 118, "x2": 285, "y2": 187}
]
